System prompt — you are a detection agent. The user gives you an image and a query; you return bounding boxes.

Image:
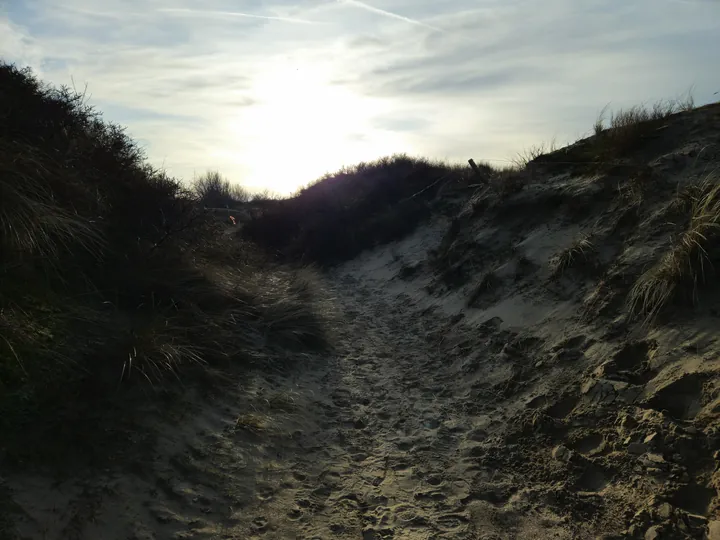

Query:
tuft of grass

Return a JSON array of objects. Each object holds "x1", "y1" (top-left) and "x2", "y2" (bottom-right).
[
  {"x1": 512, "y1": 140, "x2": 558, "y2": 169},
  {"x1": 467, "y1": 271, "x2": 502, "y2": 307},
  {"x1": 628, "y1": 172, "x2": 720, "y2": 323},
  {"x1": 549, "y1": 235, "x2": 597, "y2": 278},
  {"x1": 617, "y1": 165, "x2": 655, "y2": 208},
  {"x1": 667, "y1": 178, "x2": 706, "y2": 217},
  {"x1": 593, "y1": 104, "x2": 610, "y2": 136}
]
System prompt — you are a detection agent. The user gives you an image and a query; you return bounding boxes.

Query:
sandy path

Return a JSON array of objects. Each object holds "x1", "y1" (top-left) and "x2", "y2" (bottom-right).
[
  {"x1": 218, "y1": 267, "x2": 488, "y2": 540},
  {"x1": 6, "y1": 247, "x2": 548, "y2": 539},
  {"x1": 292, "y1": 273, "x2": 477, "y2": 539}
]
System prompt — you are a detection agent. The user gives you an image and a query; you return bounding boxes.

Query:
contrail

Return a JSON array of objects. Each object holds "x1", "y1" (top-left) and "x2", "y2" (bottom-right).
[
  {"x1": 339, "y1": 0, "x2": 442, "y2": 31},
  {"x1": 158, "y1": 8, "x2": 320, "y2": 25}
]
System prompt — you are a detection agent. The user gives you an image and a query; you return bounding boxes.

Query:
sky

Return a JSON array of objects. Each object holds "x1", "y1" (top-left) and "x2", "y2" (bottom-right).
[{"x1": 2, "y1": 0, "x2": 719, "y2": 194}]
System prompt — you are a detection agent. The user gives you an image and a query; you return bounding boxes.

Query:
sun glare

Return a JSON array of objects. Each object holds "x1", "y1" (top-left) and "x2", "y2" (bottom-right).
[{"x1": 226, "y1": 61, "x2": 405, "y2": 194}]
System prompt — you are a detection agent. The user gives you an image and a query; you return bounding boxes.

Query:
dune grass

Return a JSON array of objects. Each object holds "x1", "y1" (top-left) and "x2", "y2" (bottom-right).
[
  {"x1": 512, "y1": 140, "x2": 558, "y2": 169},
  {"x1": 549, "y1": 235, "x2": 597, "y2": 278},
  {"x1": 628, "y1": 172, "x2": 720, "y2": 323},
  {"x1": 0, "y1": 62, "x2": 332, "y2": 466},
  {"x1": 587, "y1": 97, "x2": 695, "y2": 164},
  {"x1": 529, "y1": 97, "x2": 698, "y2": 176},
  {"x1": 243, "y1": 154, "x2": 470, "y2": 265}
]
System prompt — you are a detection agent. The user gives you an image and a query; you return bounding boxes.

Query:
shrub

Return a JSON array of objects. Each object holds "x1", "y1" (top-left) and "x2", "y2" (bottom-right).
[
  {"x1": 243, "y1": 154, "x2": 467, "y2": 265},
  {"x1": 193, "y1": 170, "x2": 251, "y2": 207}
]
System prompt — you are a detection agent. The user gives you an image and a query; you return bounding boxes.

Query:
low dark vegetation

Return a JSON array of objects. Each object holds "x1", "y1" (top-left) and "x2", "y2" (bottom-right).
[
  {"x1": 533, "y1": 98, "x2": 696, "y2": 174},
  {"x1": 192, "y1": 170, "x2": 282, "y2": 208},
  {"x1": 193, "y1": 170, "x2": 252, "y2": 207},
  {"x1": 0, "y1": 62, "x2": 329, "y2": 465},
  {"x1": 243, "y1": 155, "x2": 470, "y2": 265}
]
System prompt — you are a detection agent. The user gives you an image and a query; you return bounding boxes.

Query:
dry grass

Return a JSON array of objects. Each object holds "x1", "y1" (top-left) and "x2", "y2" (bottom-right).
[
  {"x1": 667, "y1": 178, "x2": 707, "y2": 217},
  {"x1": 512, "y1": 140, "x2": 558, "y2": 168},
  {"x1": 0, "y1": 142, "x2": 105, "y2": 262},
  {"x1": 628, "y1": 172, "x2": 720, "y2": 323},
  {"x1": 484, "y1": 141, "x2": 560, "y2": 197},
  {"x1": 594, "y1": 104, "x2": 610, "y2": 136},
  {"x1": 549, "y1": 235, "x2": 597, "y2": 278},
  {"x1": 617, "y1": 166, "x2": 655, "y2": 207},
  {"x1": 586, "y1": 96, "x2": 695, "y2": 164},
  {"x1": 488, "y1": 165, "x2": 529, "y2": 197}
]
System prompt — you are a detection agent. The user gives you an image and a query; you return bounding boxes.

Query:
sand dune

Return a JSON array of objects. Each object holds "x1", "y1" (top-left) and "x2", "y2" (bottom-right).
[{"x1": 5, "y1": 103, "x2": 720, "y2": 539}]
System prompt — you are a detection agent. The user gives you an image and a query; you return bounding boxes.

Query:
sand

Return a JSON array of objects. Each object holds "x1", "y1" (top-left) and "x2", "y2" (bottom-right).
[
  {"x1": 1, "y1": 220, "x2": 586, "y2": 538},
  {"x1": 4, "y1": 213, "x2": 717, "y2": 539}
]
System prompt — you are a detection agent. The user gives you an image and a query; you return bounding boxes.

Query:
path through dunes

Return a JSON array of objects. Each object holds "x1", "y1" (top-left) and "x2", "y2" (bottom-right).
[
  {"x1": 9, "y1": 102, "x2": 720, "y2": 538},
  {"x1": 5, "y1": 62, "x2": 720, "y2": 540},
  {"x1": 4, "y1": 232, "x2": 581, "y2": 539},
  {"x1": 7, "y1": 213, "x2": 720, "y2": 539}
]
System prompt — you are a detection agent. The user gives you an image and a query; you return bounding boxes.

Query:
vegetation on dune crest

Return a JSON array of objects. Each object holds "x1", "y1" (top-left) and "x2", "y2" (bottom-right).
[
  {"x1": 191, "y1": 169, "x2": 282, "y2": 208},
  {"x1": 0, "y1": 62, "x2": 330, "y2": 464},
  {"x1": 242, "y1": 98, "x2": 702, "y2": 269},
  {"x1": 529, "y1": 96, "x2": 697, "y2": 174},
  {"x1": 594, "y1": 101, "x2": 682, "y2": 157},
  {"x1": 243, "y1": 155, "x2": 473, "y2": 265}
]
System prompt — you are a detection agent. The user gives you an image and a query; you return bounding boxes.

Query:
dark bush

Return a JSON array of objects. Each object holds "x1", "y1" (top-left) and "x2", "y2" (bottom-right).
[{"x1": 243, "y1": 155, "x2": 466, "y2": 265}]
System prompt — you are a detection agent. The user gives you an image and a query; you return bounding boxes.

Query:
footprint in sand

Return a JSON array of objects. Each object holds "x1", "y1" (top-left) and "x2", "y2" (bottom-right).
[
  {"x1": 436, "y1": 513, "x2": 469, "y2": 531},
  {"x1": 256, "y1": 485, "x2": 274, "y2": 502},
  {"x1": 424, "y1": 475, "x2": 444, "y2": 487},
  {"x1": 251, "y1": 516, "x2": 269, "y2": 532}
]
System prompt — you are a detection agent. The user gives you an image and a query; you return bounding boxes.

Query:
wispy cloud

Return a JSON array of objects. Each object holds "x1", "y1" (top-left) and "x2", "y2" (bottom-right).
[
  {"x1": 157, "y1": 7, "x2": 322, "y2": 25},
  {"x1": 339, "y1": 0, "x2": 442, "y2": 31},
  {"x1": 2, "y1": 0, "x2": 719, "y2": 193}
]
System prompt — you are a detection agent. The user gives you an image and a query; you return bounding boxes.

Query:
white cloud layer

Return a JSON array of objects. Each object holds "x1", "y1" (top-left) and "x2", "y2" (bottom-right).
[{"x1": 2, "y1": 0, "x2": 719, "y2": 193}]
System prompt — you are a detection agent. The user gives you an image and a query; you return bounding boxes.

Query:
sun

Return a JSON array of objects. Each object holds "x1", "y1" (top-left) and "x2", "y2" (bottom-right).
[{"x1": 222, "y1": 60, "x2": 405, "y2": 195}]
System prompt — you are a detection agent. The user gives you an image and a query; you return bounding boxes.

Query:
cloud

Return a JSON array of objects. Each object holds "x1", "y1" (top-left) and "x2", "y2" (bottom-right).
[
  {"x1": 0, "y1": 17, "x2": 44, "y2": 67},
  {"x1": 2, "y1": 0, "x2": 719, "y2": 193},
  {"x1": 157, "y1": 7, "x2": 323, "y2": 25},
  {"x1": 338, "y1": 0, "x2": 442, "y2": 31},
  {"x1": 372, "y1": 117, "x2": 433, "y2": 132},
  {"x1": 345, "y1": 34, "x2": 388, "y2": 49}
]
